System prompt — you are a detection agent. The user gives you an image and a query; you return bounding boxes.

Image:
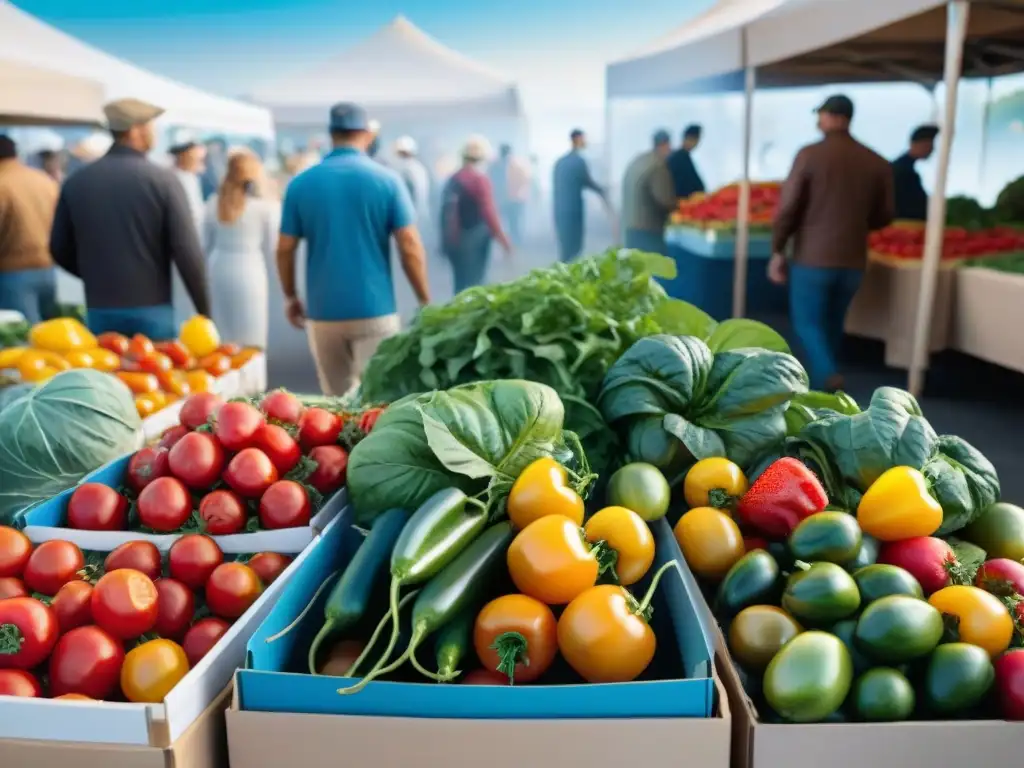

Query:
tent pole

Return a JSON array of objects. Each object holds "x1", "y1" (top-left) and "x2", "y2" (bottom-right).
[
  {"x1": 733, "y1": 28, "x2": 755, "y2": 319},
  {"x1": 907, "y1": 0, "x2": 970, "y2": 397},
  {"x1": 978, "y1": 76, "x2": 994, "y2": 193}
]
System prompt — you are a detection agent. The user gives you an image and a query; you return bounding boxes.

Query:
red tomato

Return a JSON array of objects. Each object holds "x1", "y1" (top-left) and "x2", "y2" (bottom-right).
[
  {"x1": 127, "y1": 447, "x2": 171, "y2": 492},
  {"x1": 91, "y1": 569, "x2": 158, "y2": 639},
  {"x1": 198, "y1": 490, "x2": 247, "y2": 535},
  {"x1": 254, "y1": 423, "x2": 301, "y2": 474},
  {"x1": 23, "y1": 540, "x2": 84, "y2": 596},
  {"x1": 206, "y1": 563, "x2": 263, "y2": 619},
  {"x1": 297, "y1": 408, "x2": 343, "y2": 450},
  {"x1": 878, "y1": 536, "x2": 957, "y2": 595},
  {"x1": 154, "y1": 579, "x2": 196, "y2": 640},
  {"x1": 51, "y1": 580, "x2": 94, "y2": 633},
  {"x1": 168, "y1": 432, "x2": 225, "y2": 490},
  {"x1": 182, "y1": 617, "x2": 230, "y2": 666},
  {"x1": 259, "y1": 480, "x2": 312, "y2": 530},
  {"x1": 97, "y1": 332, "x2": 130, "y2": 356},
  {"x1": 168, "y1": 535, "x2": 224, "y2": 590},
  {"x1": 137, "y1": 352, "x2": 173, "y2": 374},
  {"x1": 306, "y1": 445, "x2": 348, "y2": 494},
  {"x1": 247, "y1": 552, "x2": 292, "y2": 585},
  {"x1": 104, "y1": 540, "x2": 162, "y2": 581},
  {"x1": 223, "y1": 448, "x2": 279, "y2": 499},
  {"x1": 461, "y1": 669, "x2": 509, "y2": 685},
  {"x1": 358, "y1": 407, "x2": 384, "y2": 434},
  {"x1": 137, "y1": 476, "x2": 193, "y2": 532},
  {"x1": 0, "y1": 597, "x2": 58, "y2": 669},
  {"x1": 0, "y1": 577, "x2": 28, "y2": 600},
  {"x1": 179, "y1": 392, "x2": 225, "y2": 430},
  {"x1": 0, "y1": 668, "x2": 41, "y2": 697},
  {"x1": 49, "y1": 625, "x2": 125, "y2": 699},
  {"x1": 260, "y1": 390, "x2": 303, "y2": 424},
  {"x1": 158, "y1": 424, "x2": 190, "y2": 451},
  {"x1": 975, "y1": 559, "x2": 1024, "y2": 597},
  {"x1": 214, "y1": 401, "x2": 266, "y2": 452},
  {"x1": 67, "y1": 483, "x2": 129, "y2": 531},
  {"x1": 155, "y1": 340, "x2": 194, "y2": 369},
  {"x1": 0, "y1": 526, "x2": 32, "y2": 578},
  {"x1": 128, "y1": 334, "x2": 155, "y2": 360}
]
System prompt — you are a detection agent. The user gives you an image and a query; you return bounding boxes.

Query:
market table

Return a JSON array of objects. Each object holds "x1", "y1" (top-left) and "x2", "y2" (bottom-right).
[{"x1": 951, "y1": 267, "x2": 1024, "y2": 374}]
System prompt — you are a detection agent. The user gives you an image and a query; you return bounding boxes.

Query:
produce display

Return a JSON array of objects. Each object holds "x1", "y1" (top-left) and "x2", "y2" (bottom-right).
[
  {"x1": 0, "y1": 524, "x2": 291, "y2": 701},
  {"x1": 868, "y1": 222, "x2": 1024, "y2": 265},
  {"x1": 668, "y1": 182, "x2": 781, "y2": 230}
]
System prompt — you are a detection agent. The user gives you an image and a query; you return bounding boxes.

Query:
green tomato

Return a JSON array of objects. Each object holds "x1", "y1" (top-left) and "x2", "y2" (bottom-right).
[
  {"x1": 607, "y1": 462, "x2": 670, "y2": 522},
  {"x1": 851, "y1": 667, "x2": 915, "y2": 722}
]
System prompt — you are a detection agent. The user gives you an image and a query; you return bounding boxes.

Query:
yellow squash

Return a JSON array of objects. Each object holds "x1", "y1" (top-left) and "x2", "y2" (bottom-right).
[{"x1": 856, "y1": 466, "x2": 942, "y2": 541}]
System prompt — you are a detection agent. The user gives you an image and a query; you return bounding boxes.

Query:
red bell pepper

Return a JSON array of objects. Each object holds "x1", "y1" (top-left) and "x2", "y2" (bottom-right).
[
  {"x1": 995, "y1": 649, "x2": 1024, "y2": 720},
  {"x1": 735, "y1": 458, "x2": 828, "y2": 539}
]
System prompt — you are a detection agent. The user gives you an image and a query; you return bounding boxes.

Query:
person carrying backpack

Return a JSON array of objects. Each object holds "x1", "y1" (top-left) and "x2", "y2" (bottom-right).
[{"x1": 440, "y1": 136, "x2": 511, "y2": 294}]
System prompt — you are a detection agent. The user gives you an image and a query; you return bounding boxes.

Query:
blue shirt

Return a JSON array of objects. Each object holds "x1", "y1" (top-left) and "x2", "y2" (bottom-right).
[{"x1": 281, "y1": 147, "x2": 416, "y2": 321}]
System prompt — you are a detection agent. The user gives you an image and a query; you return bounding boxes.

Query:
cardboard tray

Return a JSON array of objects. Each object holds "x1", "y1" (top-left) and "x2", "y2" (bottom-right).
[
  {"x1": 237, "y1": 509, "x2": 719, "y2": 720},
  {"x1": 18, "y1": 453, "x2": 346, "y2": 554},
  {"x1": 951, "y1": 267, "x2": 1024, "y2": 374}
]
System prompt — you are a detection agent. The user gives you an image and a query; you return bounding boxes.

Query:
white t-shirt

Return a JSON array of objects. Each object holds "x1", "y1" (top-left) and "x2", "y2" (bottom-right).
[{"x1": 392, "y1": 155, "x2": 431, "y2": 221}]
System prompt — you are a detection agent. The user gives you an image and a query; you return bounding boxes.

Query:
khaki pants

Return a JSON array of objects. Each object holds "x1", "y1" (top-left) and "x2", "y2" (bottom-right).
[{"x1": 306, "y1": 314, "x2": 401, "y2": 396}]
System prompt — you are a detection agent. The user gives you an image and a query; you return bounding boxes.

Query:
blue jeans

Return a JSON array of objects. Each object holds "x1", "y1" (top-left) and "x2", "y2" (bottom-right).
[
  {"x1": 448, "y1": 225, "x2": 492, "y2": 294},
  {"x1": 789, "y1": 264, "x2": 863, "y2": 389},
  {"x1": 87, "y1": 304, "x2": 177, "y2": 341},
  {"x1": 0, "y1": 268, "x2": 58, "y2": 324}
]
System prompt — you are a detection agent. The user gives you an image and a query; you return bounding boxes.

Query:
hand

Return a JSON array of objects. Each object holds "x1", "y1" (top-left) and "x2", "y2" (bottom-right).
[
  {"x1": 285, "y1": 296, "x2": 306, "y2": 329},
  {"x1": 767, "y1": 253, "x2": 788, "y2": 286}
]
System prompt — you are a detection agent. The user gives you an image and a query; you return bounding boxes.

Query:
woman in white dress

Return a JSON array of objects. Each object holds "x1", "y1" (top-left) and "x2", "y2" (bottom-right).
[{"x1": 203, "y1": 151, "x2": 278, "y2": 349}]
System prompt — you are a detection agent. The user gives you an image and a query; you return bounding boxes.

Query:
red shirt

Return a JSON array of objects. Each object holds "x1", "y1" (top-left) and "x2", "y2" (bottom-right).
[{"x1": 448, "y1": 166, "x2": 509, "y2": 249}]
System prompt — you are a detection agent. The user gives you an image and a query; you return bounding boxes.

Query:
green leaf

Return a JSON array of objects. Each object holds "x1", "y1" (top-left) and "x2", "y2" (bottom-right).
[
  {"x1": 924, "y1": 435, "x2": 1001, "y2": 536},
  {"x1": 419, "y1": 408, "x2": 498, "y2": 480},
  {"x1": 705, "y1": 318, "x2": 790, "y2": 354},
  {"x1": 662, "y1": 413, "x2": 726, "y2": 461}
]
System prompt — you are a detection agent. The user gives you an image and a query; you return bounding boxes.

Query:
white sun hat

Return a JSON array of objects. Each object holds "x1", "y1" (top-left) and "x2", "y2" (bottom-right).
[
  {"x1": 395, "y1": 135, "x2": 417, "y2": 155},
  {"x1": 462, "y1": 134, "x2": 492, "y2": 162}
]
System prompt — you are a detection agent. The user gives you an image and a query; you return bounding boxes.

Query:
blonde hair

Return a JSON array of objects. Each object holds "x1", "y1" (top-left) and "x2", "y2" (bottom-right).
[{"x1": 217, "y1": 151, "x2": 263, "y2": 224}]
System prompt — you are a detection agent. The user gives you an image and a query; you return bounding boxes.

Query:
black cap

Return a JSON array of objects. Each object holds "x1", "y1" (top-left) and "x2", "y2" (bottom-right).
[
  {"x1": 684, "y1": 124, "x2": 702, "y2": 139},
  {"x1": 815, "y1": 94, "x2": 854, "y2": 119},
  {"x1": 329, "y1": 103, "x2": 370, "y2": 133},
  {"x1": 570, "y1": 128, "x2": 585, "y2": 141},
  {"x1": 911, "y1": 124, "x2": 940, "y2": 142},
  {"x1": 653, "y1": 129, "x2": 671, "y2": 147}
]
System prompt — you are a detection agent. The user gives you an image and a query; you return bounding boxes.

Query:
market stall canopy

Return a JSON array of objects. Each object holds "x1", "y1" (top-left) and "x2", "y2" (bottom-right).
[
  {"x1": 0, "y1": 59, "x2": 104, "y2": 126},
  {"x1": 0, "y1": 1, "x2": 275, "y2": 138},
  {"x1": 606, "y1": 0, "x2": 1024, "y2": 97},
  {"x1": 250, "y1": 15, "x2": 523, "y2": 125}
]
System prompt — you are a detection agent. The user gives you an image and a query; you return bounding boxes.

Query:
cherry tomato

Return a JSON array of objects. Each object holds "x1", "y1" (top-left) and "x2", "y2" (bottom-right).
[
  {"x1": 199, "y1": 353, "x2": 231, "y2": 377},
  {"x1": 182, "y1": 617, "x2": 230, "y2": 666},
  {"x1": 259, "y1": 480, "x2": 312, "y2": 530},
  {"x1": 460, "y1": 669, "x2": 510, "y2": 685},
  {"x1": 126, "y1": 447, "x2": 171, "y2": 493},
  {"x1": 0, "y1": 597, "x2": 58, "y2": 669},
  {"x1": 51, "y1": 580, "x2": 94, "y2": 633},
  {"x1": 154, "y1": 578, "x2": 196, "y2": 640},
  {"x1": 583, "y1": 506, "x2": 655, "y2": 586},
  {"x1": 198, "y1": 490, "x2": 247, "y2": 535},
  {"x1": 254, "y1": 423, "x2": 301, "y2": 474},
  {"x1": 137, "y1": 476, "x2": 193, "y2": 532},
  {"x1": 474, "y1": 594, "x2": 558, "y2": 684},
  {"x1": 0, "y1": 577, "x2": 28, "y2": 600},
  {"x1": 158, "y1": 424, "x2": 190, "y2": 451},
  {"x1": 507, "y1": 515, "x2": 599, "y2": 605},
  {"x1": 205, "y1": 562, "x2": 263, "y2": 619},
  {"x1": 297, "y1": 407, "x2": 342, "y2": 450},
  {"x1": 0, "y1": 526, "x2": 32, "y2": 578},
  {"x1": 358, "y1": 407, "x2": 384, "y2": 434},
  {"x1": 49, "y1": 625, "x2": 125, "y2": 698},
  {"x1": 179, "y1": 392, "x2": 225, "y2": 430},
  {"x1": 128, "y1": 334, "x2": 155, "y2": 360},
  {"x1": 104, "y1": 540, "x2": 162, "y2": 581},
  {"x1": 91, "y1": 568, "x2": 159, "y2": 639},
  {"x1": 673, "y1": 506, "x2": 745, "y2": 580},
  {"x1": 168, "y1": 535, "x2": 224, "y2": 590},
  {"x1": 0, "y1": 668, "x2": 41, "y2": 697},
  {"x1": 97, "y1": 332, "x2": 130, "y2": 356},
  {"x1": 155, "y1": 340, "x2": 194, "y2": 369},
  {"x1": 260, "y1": 390, "x2": 303, "y2": 424},
  {"x1": 214, "y1": 401, "x2": 265, "y2": 452},
  {"x1": 306, "y1": 445, "x2": 348, "y2": 494},
  {"x1": 137, "y1": 351, "x2": 173, "y2": 374},
  {"x1": 23, "y1": 540, "x2": 84, "y2": 596},
  {"x1": 247, "y1": 552, "x2": 292, "y2": 585},
  {"x1": 121, "y1": 638, "x2": 190, "y2": 703},
  {"x1": 67, "y1": 483, "x2": 129, "y2": 531},
  {"x1": 168, "y1": 432, "x2": 225, "y2": 490},
  {"x1": 224, "y1": 448, "x2": 279, "y2": 498}
]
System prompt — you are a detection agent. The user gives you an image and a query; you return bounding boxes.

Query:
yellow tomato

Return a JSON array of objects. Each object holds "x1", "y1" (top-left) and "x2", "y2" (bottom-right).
[
  {"x1": 16, "y1": 350, "x2": 67, "y2": 380},
  {"x1": 185, "y1": 369, "x2": 215, "y2": 393},
  {"x1": 135, "y1": 394, "x2": 161, "y2": 418},
  {"x1": 88, "y1": 347, "x2": 122, "y2": 372},
  {"x1": 179, "y1": 315, "x2": 220, "y2": 358},
  {"x1": 507, "y1": 457, "x2": 585, "y2": 529},
  {"x1": 63, "y1": 350, "x2": 96, "y2": 369},
  {"x1": 0, "y1": 346, "x2": 27, "y2": 369},
  {"x1": 928, "y1": 585, "x2": 1014, "y2": 657},
  {"x1": 583, "y1": 506, "x2": 655, "y2": 586},
  {"x1": 121, "y1": 639, "x2": 190, "y2": 703},
  {"x1": 684, "y1": 457, "x2": 749, "y2": 510},
  {"x1": 673, "y1": 506, "x2": 745, "y2": 580},
  {"x1": 28, "y1": 318, "x2": 96, "y2": 354}
]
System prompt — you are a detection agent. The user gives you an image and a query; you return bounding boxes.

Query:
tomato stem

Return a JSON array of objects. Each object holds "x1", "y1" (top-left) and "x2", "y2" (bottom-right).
[
  {"x1": 0, "y1": 623, "x2": 24, "y2": 655},
  {"x1": 707, "y1": 488, "x2": 735, "y2": 510},
  {"x1": 591, "y1": 541, "x2": 620, "y2": 584},
  {"x1": 490, "y1": 631, "x2": 528, "y2": 686},
  {"x1": 633, "y1": 561, "x2": 680, "y2": 621}
]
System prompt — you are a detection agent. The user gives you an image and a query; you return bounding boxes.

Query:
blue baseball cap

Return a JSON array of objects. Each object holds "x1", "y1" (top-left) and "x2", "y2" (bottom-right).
[{"x1": 328, "y1": 103, "x2": 370, "y2": 132}]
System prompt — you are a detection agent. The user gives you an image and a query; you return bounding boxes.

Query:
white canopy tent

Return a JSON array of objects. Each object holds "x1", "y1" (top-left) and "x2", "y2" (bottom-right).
[
  {"x1": 606, "y1": 0, "x2": 1024, "y2": 395},
  {"x1": 0, "y1": 1, "x2": 274, "y2": 139},
  {"x1": 0, "y1": 59, "x2": 104, "y2": 127}
]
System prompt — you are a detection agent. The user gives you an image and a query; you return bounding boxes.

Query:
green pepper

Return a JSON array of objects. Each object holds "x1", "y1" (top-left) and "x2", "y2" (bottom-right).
[
  {"x1": 851, "y1": 667, "x2": 915, "y2": 722},
  {"x1": 854, "y1": 595, "x2": 943, "y2": 664},
  {"x1": 788, "y1": 511, "x2": 862, "y2": 565},
  {"x1": 923, "y1": 642, "x2": 994, "y2": 715},
  {"x1": 714, "y1": 549, "x2": 780, "y2": 618},
  {"x1": 852, "y1": 564, "x2": 923, "y2": 604},
  {"x1": 434, "y1": 607, "x2": 475, "y2": 681},
  {"x1": 763, "y1": 631, "x2": 852, "y2": 723},
  {"x1": 306, "y1": 508, "x2": 409, "y2": 673},
  {"x1": 844, "y1": 533, "x2": 880, "y2": 572},
  {"x1": 781, "y1": 561, "x2": 860, "y2": 626}
]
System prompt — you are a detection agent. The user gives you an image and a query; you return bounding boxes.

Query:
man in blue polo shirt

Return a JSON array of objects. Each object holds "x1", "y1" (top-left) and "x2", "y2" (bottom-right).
[{"x1": 276, "y1": 103, "x2": 431, "y2": 396}]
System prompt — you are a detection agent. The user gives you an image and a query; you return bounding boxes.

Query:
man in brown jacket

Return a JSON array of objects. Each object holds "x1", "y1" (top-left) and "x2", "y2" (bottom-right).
[
  {"x1": 769, "y1": 95, "x2": 894, "y2": 391},
  {"x1": 0, "y1": 135, "x2": 59, "y2": 322}
]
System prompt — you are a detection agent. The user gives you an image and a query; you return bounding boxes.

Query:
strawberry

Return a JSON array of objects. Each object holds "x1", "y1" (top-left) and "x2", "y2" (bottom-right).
[{"x1": 735, "y1": 458, "x2": 829, "y2": 539}]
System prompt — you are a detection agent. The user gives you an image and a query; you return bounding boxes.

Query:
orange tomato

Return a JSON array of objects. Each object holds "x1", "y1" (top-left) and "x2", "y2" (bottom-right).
[
  {"x1": 186, "y1": 370, "x2": 215, "y2": 393},
  {"x1": 117, "y1": 371, "x2": 160, "y2": 395},
  {"x1": 217, "y1": 343, "x2": 242, "y2": 357},
  {"x1": 506, "y1": 457, "x2": 585, "y2": 530},
  {"x1": 63, "y1": 350, "x2": 96, "y2": 369},
  {"x1": 120, "y1": 639, "x2": 190, "y2": 703},
  {"x1": 97, "y1": 332, "x2": 130, "y2": 356},
  {"x1": 128, "y1": 334, "x2": 156, "y2": 360},
  {"x1": 583, "y1": 506, "x2": 655, "y2": 586},
  {"x1": 154, "y1": 341, "x2": 195, "y2": 369},
  {"x1": 230, "y1": 348, "x2": 259, "y2": 369},
  {"x1": 928, "y1": 585, "x2": 1014, "y2": 657},
  {"x1": 88, "y1": 348, "x2": 122, "y2": 372},
  {"x1": 673, "y1": 506, "x2": 745, "y2": 580},
  {"x1": 199, "y1": 353, "x2": 230, "y2": 377},
  {"x1": 156, "y1": 369, "x2": 191, "y2": 398},
  {"x1": 135, "y1": 394, "x2": 159, "y2": 418},
  {"x1": 54, "y1": 693, "x2": 93, "y2": 701},
  {"x1": 506, "y1": 515, "x2": 599, "y2": 605},
  {"x1": 137, "y1": 352, "x2": 173, "y2": 374},
  {"x1": 474, "y1": 594, "x2": 557, "y2": 684}
]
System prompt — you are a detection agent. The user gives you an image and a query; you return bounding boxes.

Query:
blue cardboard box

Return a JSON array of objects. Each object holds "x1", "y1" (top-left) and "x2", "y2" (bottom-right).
[{"x1": 237, "y1": 506, "x2": 718, "y2": 719}]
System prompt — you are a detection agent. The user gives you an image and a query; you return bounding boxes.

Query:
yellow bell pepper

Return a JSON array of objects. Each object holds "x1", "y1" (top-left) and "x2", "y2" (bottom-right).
[
  {"x1": 179, "y1": 315, "x2": 220, "y2": 358},
  {"x1": 0, "y1": 346, "x2": 27, "y2": 370},
  {"x1": 28, "y1": 318, "x2": 97, "y2": 354},
  {"x1": 856, "y1": 466, "x2": 942, "y2": 541},
  {"x1": 506, "y1": 457, "x2": 585, "y2": 530}
]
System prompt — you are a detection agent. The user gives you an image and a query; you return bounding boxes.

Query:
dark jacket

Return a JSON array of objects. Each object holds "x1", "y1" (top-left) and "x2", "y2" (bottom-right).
[
  {"x1": 552, "y1": 150, "x2": 604, "y2": 226},
  {"x1": 772, "y1": 131, "x2": 894, "y2": 270},
  {"x1": 891, "y1": 153, "x2": 928, "y2": 221},
  {"x1": 666, "y1": 148, "x2": 705, "y2": 199},
  {"x1": 50, "y1": 145, "x2": 209, "y2": 314}
]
